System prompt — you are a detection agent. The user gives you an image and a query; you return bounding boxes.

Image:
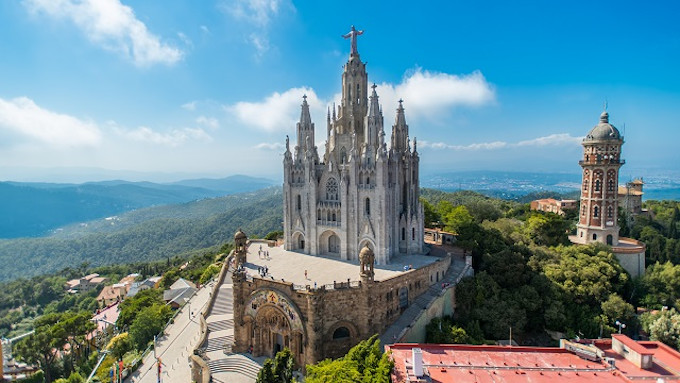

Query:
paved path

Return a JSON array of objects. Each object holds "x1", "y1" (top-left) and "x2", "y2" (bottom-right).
[{"x1": 125, "y1": 282, "x2": 211, "y2": 383}]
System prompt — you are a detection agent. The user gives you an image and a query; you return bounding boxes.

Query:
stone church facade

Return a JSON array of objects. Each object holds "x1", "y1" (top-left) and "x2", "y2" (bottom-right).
[{"x1": 282, "y1": 28, "x2": 424, "y2": 264}]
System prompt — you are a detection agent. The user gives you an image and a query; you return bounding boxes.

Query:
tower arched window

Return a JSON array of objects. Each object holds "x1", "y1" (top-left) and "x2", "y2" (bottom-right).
[
  {"x1": 412, "y1": 228, "x2": 416, "y2": 240},
  {"x1": 608, "y1": 206, "x2": 613, "y2": 218},
  {"x1": 595, "y1": 180, "x2": 601, "y2": 191},
  {"x1": 365, "y1": 198, "x2": 370, "y2": 216},
  {"x1": 297, "y1": 195, "x2": 301, "y2": 211},
  {"x1": 327, "y1": 211, "x2": 331, "y2": 221},
  {"x1": 608, "y1": 179, "x2": 614, "y2": 192},
  {"x1": 401, "y1": 227, "x2": 406, "y2": 241},
  {"x1": 326, "y1": 178, "x2": 339, "y2": 201},
  {"x1": 593, "y1": 206, "x2": 599, "y2": 218},
  {"x1": 340, "y1": 147, "x2": 347, "y2": 164},
  {"x1": 583, "y1": 179, "x2": 589, "y2": 191}
]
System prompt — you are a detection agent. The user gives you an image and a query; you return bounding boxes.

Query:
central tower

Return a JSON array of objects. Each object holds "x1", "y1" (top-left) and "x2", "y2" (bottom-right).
[{"x1": 282, "y1": 27, "x2": 424, "y2": 264}]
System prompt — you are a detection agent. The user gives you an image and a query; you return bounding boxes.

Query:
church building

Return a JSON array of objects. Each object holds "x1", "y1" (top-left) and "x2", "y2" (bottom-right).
[{"x1": 282, "y1": 26, "x2": 424, "y2": 264}]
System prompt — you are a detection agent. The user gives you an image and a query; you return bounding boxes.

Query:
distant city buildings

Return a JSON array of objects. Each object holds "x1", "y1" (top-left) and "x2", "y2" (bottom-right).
[
  {"x1": 65, "y1": 273, "x2": 108, "y2": 293},
  {"x1": 387, "y1": 334, "x2": 680, "y2": 382}
]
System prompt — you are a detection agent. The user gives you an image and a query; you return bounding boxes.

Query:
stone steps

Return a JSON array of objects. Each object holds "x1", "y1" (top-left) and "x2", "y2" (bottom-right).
[
  {"x1": 205, "y1": 334, "x2": 234, "y2": 352},
  {"x1": 208, "y1": 356, "x2": 261, "y2": 380},
  {"x1": 207, "y1": 318, "x2": 234, "y2": 332}
]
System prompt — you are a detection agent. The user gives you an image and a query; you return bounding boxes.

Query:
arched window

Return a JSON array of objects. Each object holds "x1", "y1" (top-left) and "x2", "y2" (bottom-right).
[
  {"x1": 366, "y1": 177, "x2": 370, "y2": 185},
  {"x1": 608, "y1": 179, "x2": 614, "y2": 192},
  {"x1": 412, "y1": 228, "x2": 416, "y2": 240},
  {"x1": 584, "y1": 179, "x2": 589, "y2": 191},
  {"x1": 296, "y1": 195, "x2": 301, "y2": 211},
  {"x1": 595, "y1": 180, "x2": 601, "y2": 191},
  {"x1": 332, "y1": 213, "x2": 336, "y2": 221},
  {"x1": 593, "y1": 206, "x2": 599, "y2": 217},
  {"x1": 401, "y1": 227, "x2": 406, "y2": 241},
  {"x1": 340, "y1": 147, "x2": 347, "y2": 164},
  {"x1": 593, "y1": 233, "x2": 597, "y2": 240},
  {"x1": 333, "y1": 327, "x2": 350, "y2": 339},
  {"x1": 365, "y1": 198, "x2": 370, "y2": 216},
  {"x1": 607, "y1": 235, "x2": 613, "y2": 245},
  {"x1": 327, "y1": 211, "x2": 331, "y2": 221},
  {"x1": 326, "y1": 178, "x2": 339, "y2": 201},
  {"x1": 356, "y1": 84, "x2": 361, "y2": 104},
  {"x1": 608, "y1": 206, "x2": 613, "y2": 218}
]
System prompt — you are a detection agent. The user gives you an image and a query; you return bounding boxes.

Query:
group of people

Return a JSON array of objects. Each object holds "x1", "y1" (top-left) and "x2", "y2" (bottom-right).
[
  {"x1": 258, "y1": 245, "x2": 270, "y2": 259},
  {"x1": 258, "y1": 265, "x2": 269, "y2": 277}
]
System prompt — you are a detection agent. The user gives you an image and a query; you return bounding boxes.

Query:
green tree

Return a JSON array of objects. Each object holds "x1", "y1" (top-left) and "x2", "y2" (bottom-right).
[
  {"x1": 14, "y1": 313, "x2": 69, "y2": 383},
  {"x1": 128, "y1": 304, "x2": 171, "y2": 350},
  {"x1": 117, "y1": 289, "x2": 164, "y2": 329},
  {"x1": 256, "y1": 359, "x2": 277, "y2": 383},
  {"x1": 524, "y1": 212, "x2": 569, "y2": 247},
  {"x1": 306, "y1": 334, "x2": 392, "y2": 383},
  {"x1": 107, "y1": 332, "x2": 132, "y2": 360},
  {"x1": 648, "y1": 308, "x2": 680, "y2": 350},
  {"x1": 601, "y1": 293, "x2": 635, "y2": 328},
  {"x1": 443, "y1": 205, "x2": 474, "y2": 234}
]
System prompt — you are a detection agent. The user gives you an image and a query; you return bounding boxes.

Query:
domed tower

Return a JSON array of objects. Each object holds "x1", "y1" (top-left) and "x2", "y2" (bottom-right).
[
  {"x1": 574, "y1": 110, "x2": 624, "y2": 246},
  {"x1": 234, "y1": 228, "x2": 248, "y2": 267}
]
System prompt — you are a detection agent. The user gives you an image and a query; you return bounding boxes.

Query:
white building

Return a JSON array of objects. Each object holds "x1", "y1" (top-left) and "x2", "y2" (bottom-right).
[{"x1": 282, "y1": 27, "x2": 424, "y2": 264}]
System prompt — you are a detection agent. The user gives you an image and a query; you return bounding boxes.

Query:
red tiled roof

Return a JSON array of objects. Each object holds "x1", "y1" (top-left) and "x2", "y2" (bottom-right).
[
  {"x1": 612, "y1": 334, "x2": 653, "y2": 355},
  {"x1": 387, "y1": 343, "x2": 628, "y2": 383}
]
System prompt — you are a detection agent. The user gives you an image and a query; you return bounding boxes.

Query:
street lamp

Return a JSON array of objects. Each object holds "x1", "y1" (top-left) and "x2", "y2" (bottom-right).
[{"x1": 615, "y1": 320, "x2": 626, "y2": 334}]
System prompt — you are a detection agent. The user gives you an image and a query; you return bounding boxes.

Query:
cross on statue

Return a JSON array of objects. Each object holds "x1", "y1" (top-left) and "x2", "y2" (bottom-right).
[{"x1": 342, "y1": 25, "x2": 364, "y2": 56}]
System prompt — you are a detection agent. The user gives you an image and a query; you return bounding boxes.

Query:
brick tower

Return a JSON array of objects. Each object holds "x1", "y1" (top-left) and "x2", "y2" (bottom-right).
[{"x1": 574, "y1": 110, "x2": 624, "y2": 246}]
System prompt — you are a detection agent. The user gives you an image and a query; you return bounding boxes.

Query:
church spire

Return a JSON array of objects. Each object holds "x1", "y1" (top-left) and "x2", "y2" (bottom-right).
[
  {"x1": 391, "y1": 99, "x2": 409, "y2": 153},
  {"x1": 296, "y1": 94, "x2": 315, "y2": 157}
]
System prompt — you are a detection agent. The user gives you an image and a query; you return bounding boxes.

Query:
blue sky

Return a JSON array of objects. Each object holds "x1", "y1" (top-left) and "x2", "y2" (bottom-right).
[{"x1": 0, "y1": 0, "x2": 678, "y2": 182}]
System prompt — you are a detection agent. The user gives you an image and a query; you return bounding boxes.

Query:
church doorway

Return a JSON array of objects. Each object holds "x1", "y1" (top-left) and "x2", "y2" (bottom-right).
[
  {"x1": 607, "y1": 234, "x2": 613, "y2": 245},
  {"x1": 292, "y1": 232, "x2": 305, "y2": 252},
  {"x1": 274, "y1": 333, "x2": 284, "y2": 354},
  {"x1": 319, "y1": 230, "x2": 341, "y2": 256}
]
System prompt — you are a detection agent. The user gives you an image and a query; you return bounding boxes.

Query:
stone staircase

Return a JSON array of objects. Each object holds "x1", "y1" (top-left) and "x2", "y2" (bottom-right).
[
  {"x1": 380, "y1": 256, "x2": 470, "y2": 347},
  {"x1": 210, "y1": 285, "x2": 233, "y2": 316},
  {"x1": 207, "y1": 355, "x2": 262, "y2": 381}
]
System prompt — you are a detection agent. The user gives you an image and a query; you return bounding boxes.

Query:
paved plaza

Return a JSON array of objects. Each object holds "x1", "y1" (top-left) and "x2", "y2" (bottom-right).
[{"x1": 242, "y1": 243, "x2": 440, "y2": 286}]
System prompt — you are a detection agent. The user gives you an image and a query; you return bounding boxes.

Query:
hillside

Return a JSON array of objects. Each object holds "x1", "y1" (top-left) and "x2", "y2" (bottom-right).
[
  {"x1": 0, "y1": 187, "x2": 282, "y2": 282},
  {"x1": 0, "y1": 175, "x2": 276, "y2": 238}
]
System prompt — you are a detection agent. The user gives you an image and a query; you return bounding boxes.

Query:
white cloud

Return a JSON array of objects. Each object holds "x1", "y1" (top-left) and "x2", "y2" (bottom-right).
[
  {"x1": 229, "y1": 87, "x2": 323, "y2": 132},
  {"x1": 177, "y1": 32, "x2": 192, "y2": 47},
  {"x1": 196, "y1": 116, "x2": 219, "y2": 130},
  {"x1": 23, "y1": 0, "x2": 183, "y2": 66},
  {"x1": 114, "y1": 126, "x2": 212, "y2": 147},
  {"x1": 254, "y1": 142, "x2": 284, "y2": 150},
  {"x1": 0, "y1": 96, "x2": 101, "y2": 147},
  {"x1": 373, "y1": 69, "x2": 495, "y2": 122},
  {"x1": 223, "y1": 0, "x2": 283, "y2": 27},
  {"x1": 181, "y1": 101, "x2": 197, "y2": 111},
  {"x1": 200, "y1": 25, "x2": 210, "y2": 34},
  {"x1": 420, "y1": 133, "x2": 583, "y2": 151},
  {"x1": 219, "y1": 0, "x2": 293, "y2": 55}
]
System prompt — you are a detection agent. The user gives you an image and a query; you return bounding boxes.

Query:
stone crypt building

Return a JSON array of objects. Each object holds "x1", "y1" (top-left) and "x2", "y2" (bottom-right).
[
  {"x1": 282, "y1": 26, "x2": 424, "y2": 264},
  {"x1": 570, "y1": 110, "x2": 646, "y2": 277}
]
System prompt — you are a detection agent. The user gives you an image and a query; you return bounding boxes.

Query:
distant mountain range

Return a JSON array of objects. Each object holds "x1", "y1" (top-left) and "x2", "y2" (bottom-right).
[{"x1": 0, "y1": 175, "x2": 276, "y2": 239}]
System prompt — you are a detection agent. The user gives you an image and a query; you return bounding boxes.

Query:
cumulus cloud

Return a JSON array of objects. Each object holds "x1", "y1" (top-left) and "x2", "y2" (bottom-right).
[
  {"x1": 229, "y1": 87, "x2": 323, "y2": 132},
  {"x1": 114, "y1": 126, "x2": 212, "y2": 147},
  {"x1": 23, "y1": 0, "x2": 183, "y2": 66},
  {"x1": 420, "y1": 133, "x2": 583, "y2": 151},
  {"x1": 254, "y1": 142, "x2": 284, "y2": 150},
  {"x1": 228, "y1": 67, "x2": 495, "y2": 132},
  {"x1": 181, "y1": 101, "x2": 197, "y2": 111},
  {"x1": 0, "y1": 96, "x2": 101, "y2": 147},
  {"x1": 373, "y1": 69, "x2": 495, "y2": 121}
]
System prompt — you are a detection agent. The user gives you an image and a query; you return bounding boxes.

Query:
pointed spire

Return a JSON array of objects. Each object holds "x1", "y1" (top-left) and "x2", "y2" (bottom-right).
[
  {"x1": 413, "y1": 137, "x2": 418, "y2": 153},
  {"x1": 300, "y1": 94, "x2": 311, "y2": 125},
  {"x1": 368, "y1": 83, "x2": 380, "y2": 117},
  {"x1": 332, "y1": 102, "x2": 336, "y2": 121},
  {"x1": 395, "y1": 99, "x2": 406, "y2": 127}
]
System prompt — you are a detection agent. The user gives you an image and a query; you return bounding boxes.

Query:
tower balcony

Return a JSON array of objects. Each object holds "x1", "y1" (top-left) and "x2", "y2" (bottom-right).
[{"x1": 579, "y1": 159, "x2": 625, "y2": 166}]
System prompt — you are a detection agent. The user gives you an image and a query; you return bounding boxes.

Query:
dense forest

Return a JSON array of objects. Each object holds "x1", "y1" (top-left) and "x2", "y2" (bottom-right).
[
  {"x1": 0, "y1": 187, "x2": 282, "y2": 282},
  {"x1": 422, "y1": 189, "x2": 680, "y2": 348}
]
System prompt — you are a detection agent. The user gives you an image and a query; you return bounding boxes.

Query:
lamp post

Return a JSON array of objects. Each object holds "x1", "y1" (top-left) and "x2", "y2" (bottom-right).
[{"x1": 615, "y1": 320, "x2": 626, "y2": 334}]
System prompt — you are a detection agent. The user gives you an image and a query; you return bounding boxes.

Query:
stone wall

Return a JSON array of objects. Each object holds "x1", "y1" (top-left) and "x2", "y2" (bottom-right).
[{"x1": 233, "y1": 254, "x2": 451, "y2": 366}]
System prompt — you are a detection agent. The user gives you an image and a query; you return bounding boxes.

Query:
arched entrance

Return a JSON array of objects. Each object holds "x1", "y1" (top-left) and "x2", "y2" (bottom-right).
[
  {"x1": 244, "y1": 289, "x2": 306, "y2": 366},
  {"x1": 607, "y1": 234, "x2": 613, "y2": 246},
  {"x1": 292, "y1": 232, "x2": 305, "y2": 252},
  {"x1": 319, "y1": 230, "x2": 341, "y2": 256}
]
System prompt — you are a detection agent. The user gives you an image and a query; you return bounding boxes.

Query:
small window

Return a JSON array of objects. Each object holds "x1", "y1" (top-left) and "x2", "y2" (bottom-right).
[
  {"x1": 333, "y1": 327, "x2": 350, "y2": 339},
  {"x1": 297, "y1": 195, "x2": 302, "y2": 211},
  {"x1": 593, "y1": 233, "x2": 598, "y2": 240},
  {"x1": 401, "y1": 227, "x2": 406, "y2": 241},
  {"x1": 594, "y1": 206, "x2": 599, "y2": 218},
  {"x1": 365, "y1": 198, "x2": 371, "y2": 216},
  {"x1": 595, "y1": 180, "x2": 601, "y2": 191},
  {"x1": 412, "y1": 228, "x2": 415, "y2": 240},
  {"x1": 608, "y1": 206, "x2": 613, "y2": 218}
]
